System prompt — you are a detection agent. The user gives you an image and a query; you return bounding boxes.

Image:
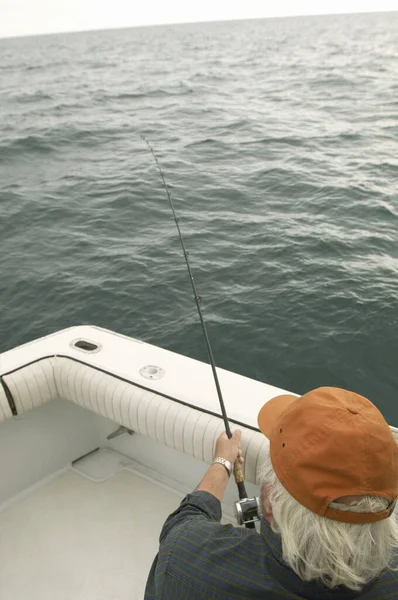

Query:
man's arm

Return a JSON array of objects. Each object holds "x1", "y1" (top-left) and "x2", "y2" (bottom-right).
[
  {"x1": 144, "y1": 430, "x2": 243, "y2": 598},
  {"x1": 158, "y1": 429, "x2": 243, "y2": 542},
  {"x1": 195, "y1": 429, "x2": 242, "y2": 502}
]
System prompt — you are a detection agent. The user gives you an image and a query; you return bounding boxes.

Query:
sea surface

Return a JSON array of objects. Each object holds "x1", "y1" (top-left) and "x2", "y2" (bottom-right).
[{"x1": 1, "y1": 12, "x2": 398, "y2": 422}]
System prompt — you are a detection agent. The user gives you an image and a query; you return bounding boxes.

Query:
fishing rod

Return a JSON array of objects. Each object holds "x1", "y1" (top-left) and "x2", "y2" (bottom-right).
[{"x1": 141, "y1": 135, "x2": 259, "y2": 528}]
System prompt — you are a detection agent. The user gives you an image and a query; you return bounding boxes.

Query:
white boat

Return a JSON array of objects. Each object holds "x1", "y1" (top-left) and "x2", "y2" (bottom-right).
[{"x1": 1, "y1": 325, "x2": 397, "y2": 599}]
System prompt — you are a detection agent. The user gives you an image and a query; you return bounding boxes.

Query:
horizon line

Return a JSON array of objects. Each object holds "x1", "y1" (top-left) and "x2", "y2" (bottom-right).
[{"x1": 0, "y1": 9, "x2": 397, "y2": 42}]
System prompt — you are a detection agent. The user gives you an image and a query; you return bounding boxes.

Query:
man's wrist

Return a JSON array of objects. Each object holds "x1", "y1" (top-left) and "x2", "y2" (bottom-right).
[
  {"x1": 211, "y1": 462, "x2": 230, "y2": 478},
  {"x1": 212, "y1": 457, "x2": 232, "y2": 477},
  {"x1": 196, "y1": 460, "x2": 231, "y2": 503}
]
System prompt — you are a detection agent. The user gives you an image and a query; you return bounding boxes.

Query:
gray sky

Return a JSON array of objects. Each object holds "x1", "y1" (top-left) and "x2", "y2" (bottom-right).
[{"x1": 0, "y1": 0, "x2": 397, "y2": 39}]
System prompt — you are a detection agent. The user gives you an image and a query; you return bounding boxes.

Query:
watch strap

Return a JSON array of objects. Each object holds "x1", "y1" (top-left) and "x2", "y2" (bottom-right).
[{"x1": 212, "y1": 457, "x2": 232, "y2": 477}]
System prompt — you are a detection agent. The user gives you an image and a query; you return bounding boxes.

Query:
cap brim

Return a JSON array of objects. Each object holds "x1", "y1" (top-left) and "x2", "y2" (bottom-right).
[{"x1": 258, "y1": 394, "x2": 299, "y2": 438}]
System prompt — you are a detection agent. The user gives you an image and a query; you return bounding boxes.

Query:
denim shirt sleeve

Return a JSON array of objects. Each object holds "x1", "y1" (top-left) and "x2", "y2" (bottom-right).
[{"x1": 159, "y1": 490, "x2": 222, "y2": 543}]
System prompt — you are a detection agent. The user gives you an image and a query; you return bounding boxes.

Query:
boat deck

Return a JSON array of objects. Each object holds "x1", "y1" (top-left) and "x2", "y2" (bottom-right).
[{"x1": 0, "y1": 450, "x2": 185, "y2": 600}]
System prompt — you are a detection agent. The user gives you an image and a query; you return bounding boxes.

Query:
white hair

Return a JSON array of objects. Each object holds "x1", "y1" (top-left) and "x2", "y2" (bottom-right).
[{"x1": 259, "y1": 451, "x2": 398, "y2": 591}]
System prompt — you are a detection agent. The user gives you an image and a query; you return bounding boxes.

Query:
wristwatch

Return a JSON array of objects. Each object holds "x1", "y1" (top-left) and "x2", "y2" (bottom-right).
[{"x1": 212, "y1": 457, "x2": 232, "y2": 477}]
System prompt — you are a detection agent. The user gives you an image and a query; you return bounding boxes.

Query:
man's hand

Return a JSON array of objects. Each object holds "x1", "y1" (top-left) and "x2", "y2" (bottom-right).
[
  {"x1": 196, "y1": 430, "x2": 244, "y2": 502},
  {"x1": 214, "y1": 430, "x2": 243, "y2": 465}
]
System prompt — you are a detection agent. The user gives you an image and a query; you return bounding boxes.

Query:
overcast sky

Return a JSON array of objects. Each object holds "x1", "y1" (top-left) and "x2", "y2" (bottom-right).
[{"x1": 0, "y1": 0, "x2": 397, "y2": 39}]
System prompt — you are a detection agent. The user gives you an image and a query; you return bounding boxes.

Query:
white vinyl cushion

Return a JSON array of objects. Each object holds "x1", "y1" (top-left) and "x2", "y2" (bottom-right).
[
  {"x1": 2, "y1": 358, "x2": 57, "y2": 416},
  {"x1": 4, "y1": 356, "x2": 397, "y2": 488},
  {"x1": 52, "y1": 357, "x2": 268, "y2": 484}
]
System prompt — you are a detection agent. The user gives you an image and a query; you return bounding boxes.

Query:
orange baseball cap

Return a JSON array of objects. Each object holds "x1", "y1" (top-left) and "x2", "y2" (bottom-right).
[{"x1": 257, "y1": 387, "x2": 398, "y2": 524}]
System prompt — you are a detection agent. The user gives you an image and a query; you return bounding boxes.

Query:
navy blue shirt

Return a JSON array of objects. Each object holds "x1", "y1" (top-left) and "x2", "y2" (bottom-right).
[{"x1": 145, "y1": 490, "x2": 398, "y2": 599}]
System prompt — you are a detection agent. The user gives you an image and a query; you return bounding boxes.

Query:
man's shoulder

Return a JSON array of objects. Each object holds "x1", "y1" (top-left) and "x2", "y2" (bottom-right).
[
  {"x1": 151, "y1": 491, "x2": 284, "y2": 599},
  {"x1": 170, "y1": 514, "x2": 259, "y2": 551},
  {"x1": 164, "y1": 518, "x2": 274, "y2": 595},
  {"x1": 167, "y1": 511, "x2": 264, "y2": 559}
]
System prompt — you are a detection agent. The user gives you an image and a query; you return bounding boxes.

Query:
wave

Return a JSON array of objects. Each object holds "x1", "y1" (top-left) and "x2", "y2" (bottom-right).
[
  {"x1": 96, "y1": 86, "x2": 195, "y2": 102},
  {"x1": 184, "y1": 137, "x2": 231, "y2": 149},
  {"x1": 9, "y1": 90, "x2": 53, "y2": 103},
  {"x1": 0, "y1": 125, "x2": 127, "y2": 160}
]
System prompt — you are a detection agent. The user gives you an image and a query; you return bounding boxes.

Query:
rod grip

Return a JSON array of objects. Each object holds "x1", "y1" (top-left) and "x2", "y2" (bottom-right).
[{"x1": 233, "y1": 459, "x2": 245, "y2": 484}]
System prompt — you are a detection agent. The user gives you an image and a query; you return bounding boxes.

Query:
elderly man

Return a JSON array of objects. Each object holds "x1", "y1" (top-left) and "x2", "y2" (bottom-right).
[{"x1": 145, "y1": 387, "x2": 398, "y2": 598}]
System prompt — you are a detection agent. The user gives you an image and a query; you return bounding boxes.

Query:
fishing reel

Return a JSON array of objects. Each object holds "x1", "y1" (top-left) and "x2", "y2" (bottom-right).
[{"x1": 235, "y1": 496, "x2": 261, "y2": 526}]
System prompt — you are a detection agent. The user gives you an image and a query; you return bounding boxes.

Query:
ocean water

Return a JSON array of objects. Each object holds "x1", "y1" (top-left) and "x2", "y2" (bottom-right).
[{"x1": 1, "y1": 13, "x2": 398, "y2": 422}]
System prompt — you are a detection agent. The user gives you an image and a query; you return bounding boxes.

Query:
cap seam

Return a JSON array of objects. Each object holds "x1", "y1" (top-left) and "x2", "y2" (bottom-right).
[{"x1": 358, "y1": 413, "x2": 372, "y2": 492}]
